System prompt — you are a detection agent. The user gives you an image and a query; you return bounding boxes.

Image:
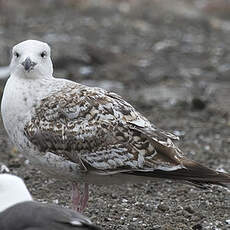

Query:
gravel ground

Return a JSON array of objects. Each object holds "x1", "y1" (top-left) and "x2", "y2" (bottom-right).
[{"x1": 0, "y1": 0, "x2": 229, "y2": 229}]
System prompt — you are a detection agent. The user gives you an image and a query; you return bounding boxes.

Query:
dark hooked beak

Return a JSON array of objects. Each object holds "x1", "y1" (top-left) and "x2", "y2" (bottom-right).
[{"x1": 21, "y1": 57, "x2": 37, "y2": 72}]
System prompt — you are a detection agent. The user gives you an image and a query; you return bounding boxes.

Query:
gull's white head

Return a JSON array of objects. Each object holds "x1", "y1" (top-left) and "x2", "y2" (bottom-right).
[
  {"x1": 10, "y1": 40, "x2": 53, "y2": 78},
  {"x1": 0, "y1": 174, "x2": 32, "y2": 212}
]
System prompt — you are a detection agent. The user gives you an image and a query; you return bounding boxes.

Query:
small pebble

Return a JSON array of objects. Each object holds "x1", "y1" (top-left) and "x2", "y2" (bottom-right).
[
  {"x1": 184, "y1": 205, "x2": 195, "y2": 214},
  {"x1": 128, "y1": 223, "x2": 137, "y2": 230},
  {"x1": 151, "y1": 225, "x2": 161, "y2": 230},
  {"x1": 8, "y1": 158, "x2": 21, "y2": 168},
  {"x1": 104, "y1": 217, "x2": 111, "y2": 222},
  {"x1": 157, "y1": 204, "x2": 169, "y2": 212},
  {"x1": 191, "y1": 98, "x2": 206, "y2": 110},
  {"x1": 192, "y1": 223, "x2": 202, "y2": 230},
  {"x1": 122, "y1": 199, "x2": 128, "y2": 203},
  {"x1": 111, "y1": 193, "x2": 117, "y2": 199}
]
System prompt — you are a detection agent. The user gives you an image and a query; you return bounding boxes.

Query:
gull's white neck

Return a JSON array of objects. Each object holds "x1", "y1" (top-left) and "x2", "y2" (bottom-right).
[{"x1": 1, "y1": 73, "x2": 54, "y2": 150}]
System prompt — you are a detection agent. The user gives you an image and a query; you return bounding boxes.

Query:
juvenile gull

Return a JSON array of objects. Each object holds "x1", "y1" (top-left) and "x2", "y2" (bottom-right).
[
  {"x1": 0, "y1": 174, "x2": 101, "y2": 230},
  {"x1": 1, "y1": 40, "x2": 230, "y2": 212}
]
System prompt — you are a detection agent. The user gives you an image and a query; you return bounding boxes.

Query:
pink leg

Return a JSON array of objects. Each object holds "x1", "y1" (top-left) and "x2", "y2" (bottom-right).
[
  {"x1": 72, "y1": 184, "x2": 81, "y2": 210},
  {"x1": 72, "y1": 183, "x2": 89, "y2": 212}
]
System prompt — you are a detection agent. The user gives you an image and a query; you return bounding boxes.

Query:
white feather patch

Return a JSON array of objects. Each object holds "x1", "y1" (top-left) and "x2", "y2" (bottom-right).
[{"x1": 70, "y1": 220, "x2": 82, "y2": 226}]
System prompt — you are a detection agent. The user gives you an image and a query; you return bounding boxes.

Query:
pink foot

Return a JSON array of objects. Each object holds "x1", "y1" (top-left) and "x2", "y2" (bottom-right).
[{"x1": 72, "y1": 183, "x2": 89, "y2": 212}]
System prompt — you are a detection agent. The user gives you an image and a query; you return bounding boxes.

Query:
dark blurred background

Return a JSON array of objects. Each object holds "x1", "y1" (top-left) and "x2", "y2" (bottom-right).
[{"x1": 0, "y1": 1, "x2": 230, "y2": 229}]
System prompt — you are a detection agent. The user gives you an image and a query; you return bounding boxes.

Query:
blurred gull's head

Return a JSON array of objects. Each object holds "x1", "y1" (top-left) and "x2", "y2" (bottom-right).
[{"x1": 0, "y1": 174, "x2": 32, "y2": 212}]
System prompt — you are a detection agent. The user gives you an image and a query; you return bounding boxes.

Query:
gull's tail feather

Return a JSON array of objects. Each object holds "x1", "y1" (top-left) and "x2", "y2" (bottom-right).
[{"x1": 124, "y1": 159, "x2": 230, "y2": 189}]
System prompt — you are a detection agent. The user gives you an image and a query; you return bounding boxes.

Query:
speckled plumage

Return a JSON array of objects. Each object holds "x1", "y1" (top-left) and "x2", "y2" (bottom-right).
[{"x1": 24, "y1": 81, "x2": 183, "y2": 174}]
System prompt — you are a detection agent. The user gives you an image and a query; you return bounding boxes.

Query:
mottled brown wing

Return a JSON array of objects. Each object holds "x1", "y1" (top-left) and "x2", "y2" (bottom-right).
[{"x1": 24, "y1": 84, "x2": 181, "y2": 172}]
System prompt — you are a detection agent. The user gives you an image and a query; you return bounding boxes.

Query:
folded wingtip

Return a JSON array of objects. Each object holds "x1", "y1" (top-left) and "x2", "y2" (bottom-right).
[{"x1": 123, "y1": 158, "x2": 230, "y2": 188}]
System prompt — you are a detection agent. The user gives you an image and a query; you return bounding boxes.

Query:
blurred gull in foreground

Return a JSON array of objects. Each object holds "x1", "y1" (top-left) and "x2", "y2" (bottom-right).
[
  {"x1": 0, "y1": 174, "x2": 101, "y2": 230},
  {"x1": 1, "y1": 40, "x2": 230, "y2": 213}
]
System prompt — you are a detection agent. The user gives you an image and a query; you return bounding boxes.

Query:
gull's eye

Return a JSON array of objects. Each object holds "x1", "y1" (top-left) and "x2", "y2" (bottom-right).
[
  {"x1": 40, "y1": 51, "x2": 47, "y2": 58},
  {"x1": 14, "y1": 52, "x2": 20, "y2": 58}
]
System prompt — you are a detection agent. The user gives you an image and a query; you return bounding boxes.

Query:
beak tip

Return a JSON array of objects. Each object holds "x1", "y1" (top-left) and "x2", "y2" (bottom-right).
[{"x1": 21, "y1": 57, "x2": 37, "y2": 71}]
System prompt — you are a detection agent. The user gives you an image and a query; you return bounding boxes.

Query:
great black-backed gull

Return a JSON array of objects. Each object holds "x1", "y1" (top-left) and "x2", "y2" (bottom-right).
[
  {"x1": 1, "y1": 40, "x2": 230, "y2": 212},
  {"x1": 0, "y1": 174, "x2": 101, "y2": 230}
]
